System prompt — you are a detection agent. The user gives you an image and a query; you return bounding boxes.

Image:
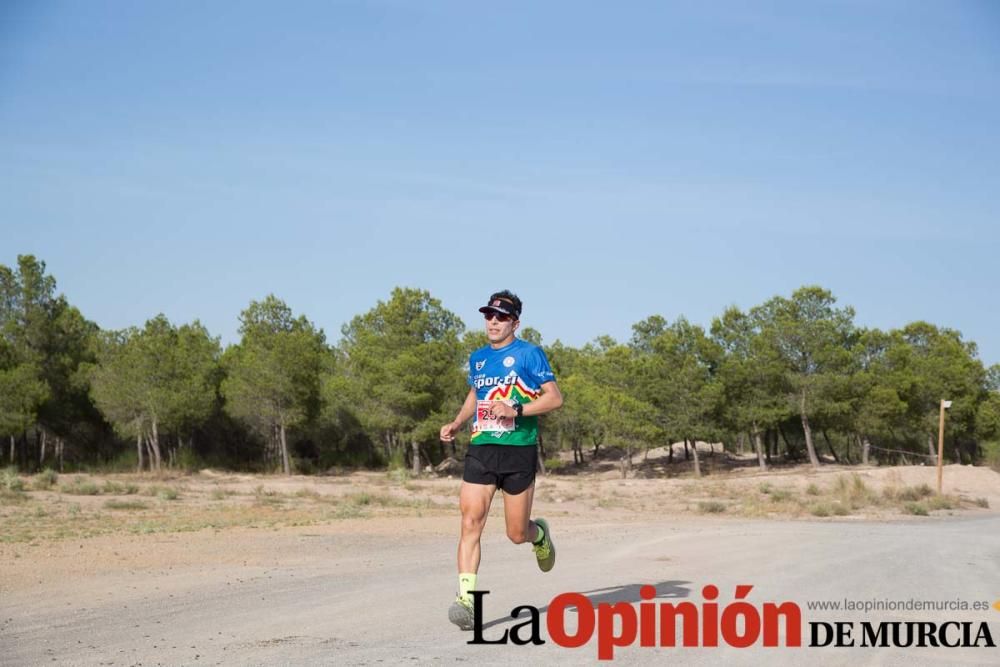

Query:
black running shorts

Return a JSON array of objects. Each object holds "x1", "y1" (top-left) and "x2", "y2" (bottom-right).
[{"x1": 463, "y1": 444, "x2": 537, "y2": 494}]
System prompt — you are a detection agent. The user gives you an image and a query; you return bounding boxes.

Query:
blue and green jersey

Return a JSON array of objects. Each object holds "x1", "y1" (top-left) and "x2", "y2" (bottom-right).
[{"x1": 467, "y1": 338, "x2": 556, "y2": 446}]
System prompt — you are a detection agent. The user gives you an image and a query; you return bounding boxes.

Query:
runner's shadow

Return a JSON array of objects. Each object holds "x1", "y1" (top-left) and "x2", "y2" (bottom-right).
[{"x1": 480, "y1": 580, "x2": 691, "y2": 631}]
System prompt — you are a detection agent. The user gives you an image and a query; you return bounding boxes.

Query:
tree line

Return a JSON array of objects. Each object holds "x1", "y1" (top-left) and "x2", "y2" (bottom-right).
[{"x1": 2, "y1": 255, "x2": 998, "y2": 475}]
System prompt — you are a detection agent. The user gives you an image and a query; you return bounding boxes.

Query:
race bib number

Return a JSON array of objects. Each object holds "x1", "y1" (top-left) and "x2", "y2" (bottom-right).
[{"x1": 474, "y1": 400, "x2": 514, "y2": 433}]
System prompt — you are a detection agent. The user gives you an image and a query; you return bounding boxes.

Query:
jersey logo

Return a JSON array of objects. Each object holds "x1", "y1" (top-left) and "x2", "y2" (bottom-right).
[
  {"x1": 475, "y1": 360, "x2": 486, "y2": 371},
  {"x1": 503, "y1": 356, "x2": 515, "y2": 368}
]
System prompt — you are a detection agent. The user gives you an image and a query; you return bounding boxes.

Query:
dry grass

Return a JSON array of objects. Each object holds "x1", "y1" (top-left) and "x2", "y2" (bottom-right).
[
  {"x1": 0, "y1": 465, "x2": 995, "y2": 544},
  {"x1": 669, "y1": 471, "x2": 978, "y2": 521},
  {"x1": 833, "y1": 473, "x2": 877, "y2": 509},
  {"x1": 102, "y1": 480, "x2": 140, "y2": 495},
  {"x1": 0, "y1": 470, "x2": 456, "y2": 544},
  {"x1": 60, "y1": 480, "x2": 100, "y2": 495},
  {"x1": 104, "y1": 499, "x2": 151, "y2": 511},
  {"x1": 143, "y1": 485, "x2": 182, "y2": 501},
  {"x1": 883, "y1": 483, "x2": 933, "y2": 502},
  {"x1": 0, "y1": 488, "x2": 28, "y2": 505}
]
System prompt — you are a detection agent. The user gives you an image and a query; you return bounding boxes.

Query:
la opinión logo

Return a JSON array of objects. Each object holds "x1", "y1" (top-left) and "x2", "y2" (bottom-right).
[
  {"x1": 464, "y1": 585, "x2": 998, "y2": 659},
  {"x1": 466, "y1": 584, "x2": 802, "y2": 660}
]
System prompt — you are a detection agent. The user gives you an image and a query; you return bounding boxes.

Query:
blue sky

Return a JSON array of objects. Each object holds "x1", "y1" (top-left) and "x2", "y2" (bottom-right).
[{"x1": 2, "y1": 1, "x2": 998, "y2": 363}]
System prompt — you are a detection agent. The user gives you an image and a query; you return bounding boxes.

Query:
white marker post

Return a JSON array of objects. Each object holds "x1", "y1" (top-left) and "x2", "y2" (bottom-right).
[{"x1": 936, "y1": 399, "x2": 952, "y2": 494}]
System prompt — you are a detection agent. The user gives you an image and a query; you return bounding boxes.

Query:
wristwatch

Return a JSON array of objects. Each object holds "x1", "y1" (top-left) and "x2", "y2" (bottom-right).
[{"x1": 514, "y1": 402, "x2": 523, "y2": 417}]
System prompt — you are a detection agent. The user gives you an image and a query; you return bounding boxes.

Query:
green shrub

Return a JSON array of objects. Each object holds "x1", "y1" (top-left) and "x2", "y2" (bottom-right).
[
  {"x1": 157, "y1": 487, "x2": 180, "y2": 501},
  {"x1": 810, "y1": 503, "x2": 832, "y2": 517},
  {"x1": 2, "y1": 467, "x2": 25, "y2": 491},
  {"x1": 386, "y1": 468, "x2": 411, "y2": 483},
  {"x1": 697, "y1": 501, "x2": 726, "y2": 514},
  {"x1": 903, "y1": 502, "x2": 928, "y2": 516},
  {"x1": 926, "y1": 495, "x2": 955, "y2": 511},
  {"x1": 175, "y1": 447, "x2": 205, "y2": 472},
  {"x1": 61, "y1": 478, "x2": 100, "y2": 495},
  {"x1": 896, "y1": 484, "x2": 933, "y2": 502},
  {"x1": 102, "y1": 481, "x2": 126, "y2": 494},
  {"x1": 33, "y1": 468, "x2": 58, "y2": 489},
  {"x1": 144, "y1": 485, "x2": 180, "y2": 500},
  {"x1": 387, "y1": 447, "x2": 407, "y2": 471},
  {"x1": 769, "y1": 489, "x2": 794, "y2": 503},
  {"x1": 105, "y1": 448, "x2": 139, "y2": 473},
  {"x1": 294, "y1": 458, "x2": 318, "y2": 475},
  {"x1": 974, "y1": 497, "x2": 989, "y2": 508},
  {"x1": 544, "y1": 458, "x2": 566, "y2": 471},
  {"x1": 805, "y1": 483, "x2": 820, "y2": 496},
  {"x1": 99, "y1": 480, "x2": 139, "y2": 495},
  {"x1": 980, "y1": 440, "x2": 1000, "y2": 472}
]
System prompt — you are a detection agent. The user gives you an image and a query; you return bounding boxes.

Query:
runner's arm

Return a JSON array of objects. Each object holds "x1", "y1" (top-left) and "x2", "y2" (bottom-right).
[
  {"x1": 440, "y1": 388, "x2": 478, "y2": 441},
  {"x1": 522, "y1": 381, "x2": 562, "y2": 417},
  {"x1": 490, "y1": 381, "x2": 563, "y2": 419}
]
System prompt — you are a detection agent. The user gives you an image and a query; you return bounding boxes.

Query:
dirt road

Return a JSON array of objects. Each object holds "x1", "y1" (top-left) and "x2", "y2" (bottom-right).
[{"x1": 4, "y1": 510, "x2": 1000, "y2": 666}]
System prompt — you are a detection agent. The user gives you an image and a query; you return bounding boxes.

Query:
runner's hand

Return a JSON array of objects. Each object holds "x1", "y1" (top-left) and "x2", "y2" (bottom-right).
[
  {"x1": 489, "y1": 402, "x2": 517, "y2": 419},
  {"x1": 440, "y1": 422, "x2": 460, "y2": 442}
]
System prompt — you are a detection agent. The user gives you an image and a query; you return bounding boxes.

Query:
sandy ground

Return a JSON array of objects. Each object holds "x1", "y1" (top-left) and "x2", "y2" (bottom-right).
[{"x1": 2, "y1": 463, "x2": 1000, "y2": 665}]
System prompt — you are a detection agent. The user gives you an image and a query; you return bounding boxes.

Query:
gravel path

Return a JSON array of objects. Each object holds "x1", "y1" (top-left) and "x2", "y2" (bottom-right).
[{"x1": 4, "y1": 513, "x2": 1000, "y2": 666}]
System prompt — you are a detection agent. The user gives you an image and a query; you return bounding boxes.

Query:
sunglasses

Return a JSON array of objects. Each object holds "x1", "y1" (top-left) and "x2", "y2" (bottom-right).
[{"x1": 483, "y1": 311, "x2": 513, "y2": 323}]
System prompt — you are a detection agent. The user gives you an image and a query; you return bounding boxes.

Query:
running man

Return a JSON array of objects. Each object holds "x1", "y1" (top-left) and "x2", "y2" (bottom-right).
[{"x1": 440, "y1": 290, "x2": 563, "y2": 630}]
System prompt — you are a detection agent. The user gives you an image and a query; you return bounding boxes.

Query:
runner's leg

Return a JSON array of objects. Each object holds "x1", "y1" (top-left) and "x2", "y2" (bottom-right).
[
  {"x1": 502, "y1": 474, "x2": 555, "y2": 572},
  {"x1": 458, "y1": 481, "x2": 496, "y2": 572},
  {"x1": 501, "y1": 483, "x2": 539, "y2": 544},
  {"x1": 451, "y1": 480, "x2": 496, "y2": 629}
]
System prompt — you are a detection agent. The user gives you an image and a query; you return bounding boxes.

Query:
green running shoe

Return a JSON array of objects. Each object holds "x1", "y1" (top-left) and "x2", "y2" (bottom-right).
[
  {"x1": 448, "y1": 597, "x2": 475, "y2": 631},
  {"x1": 532, "y1": 518, "x2": 555, "y2": 572}
]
